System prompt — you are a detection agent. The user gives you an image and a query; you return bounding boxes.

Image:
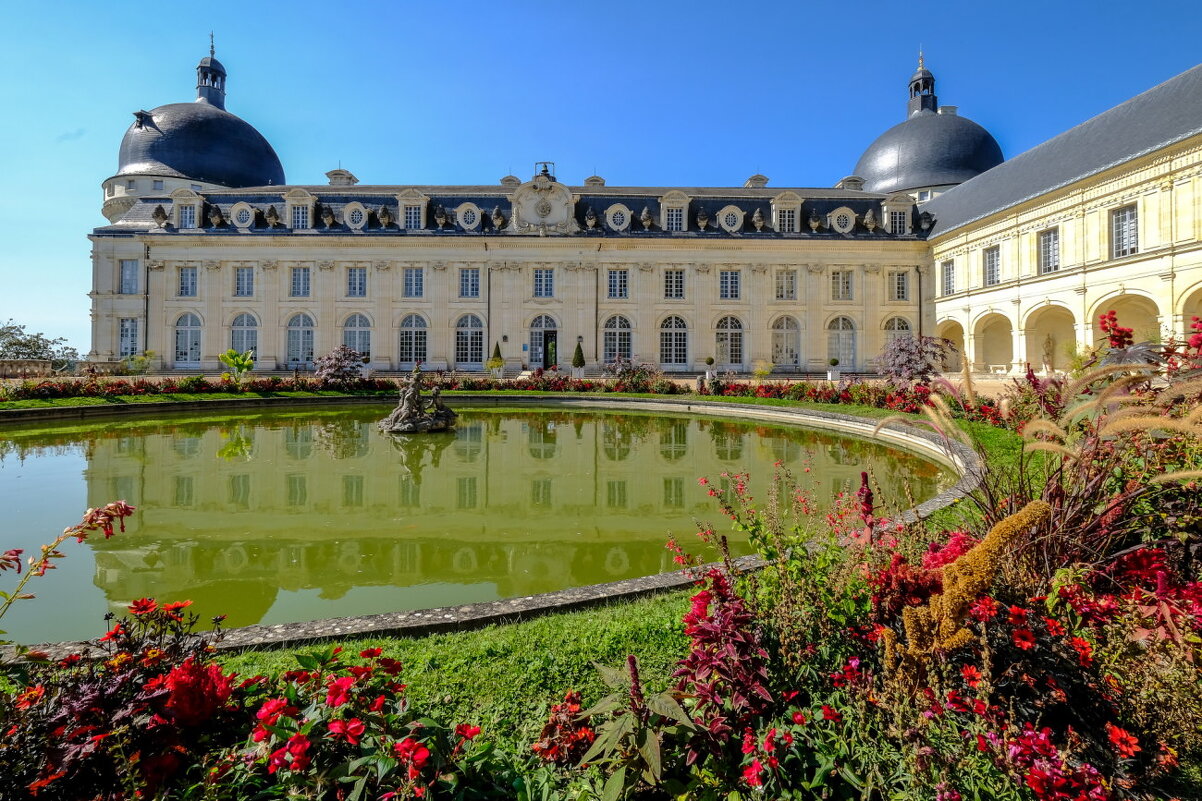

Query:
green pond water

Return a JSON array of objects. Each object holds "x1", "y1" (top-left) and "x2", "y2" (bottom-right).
[{"x1": 0, "y1": 404, "x2": 951, "y2": 644}]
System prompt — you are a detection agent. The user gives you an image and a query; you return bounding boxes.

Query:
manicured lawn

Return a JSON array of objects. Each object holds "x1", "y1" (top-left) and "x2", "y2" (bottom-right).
[{"x1": 217, "y1": 589, "x2": 692, "y2": 752}]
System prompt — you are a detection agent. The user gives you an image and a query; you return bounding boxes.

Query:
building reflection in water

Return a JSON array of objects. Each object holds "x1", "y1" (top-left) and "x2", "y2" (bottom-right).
[{"x1": 14, "y1": 407, "x2": 946, "y2": 631}]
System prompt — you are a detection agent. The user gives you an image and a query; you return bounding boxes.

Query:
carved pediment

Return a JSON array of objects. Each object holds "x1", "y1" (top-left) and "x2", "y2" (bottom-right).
[{"x1": 507, "y1": 177, "x2": 580, "y2": 236}]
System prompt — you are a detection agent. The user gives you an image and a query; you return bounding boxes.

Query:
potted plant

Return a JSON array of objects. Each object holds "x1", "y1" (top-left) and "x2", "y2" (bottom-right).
[
  {"x1": 486, "y1": 342, "x2": 504, "y2": 379},
  {"x1": 571, "y1": 341, "x2": 586, "y2": 379},
  {"x1": 827, "y1": 357, "x2": 841, "y2": 382},
  {"x1": 704, "y1": 355, "x2": 716, "y2": 380}
]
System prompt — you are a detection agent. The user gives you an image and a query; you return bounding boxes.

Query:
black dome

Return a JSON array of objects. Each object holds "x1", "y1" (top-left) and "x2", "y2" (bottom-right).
[
  {"x1": 116, "y1": 101, "x2": 285, "y2": 188},
  {"x1": 854, "y1": 110, "x2": 1003, "y2": 195}
]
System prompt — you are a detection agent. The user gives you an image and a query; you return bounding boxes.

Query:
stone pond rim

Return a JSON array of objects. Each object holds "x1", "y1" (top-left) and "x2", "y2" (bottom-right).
[{"x1": 0, "y1": 394, "x2": 981, "y2": 656}]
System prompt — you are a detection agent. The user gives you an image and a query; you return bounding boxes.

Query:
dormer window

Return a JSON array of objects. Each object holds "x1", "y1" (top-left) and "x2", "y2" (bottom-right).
[
  {"x1": 665, "y1": 207, "x2": 684, "y2": 232},
  {"x1": 179, "y1": 204, "x2": 197, "y2": 229},
  {"x1": 292, "y1": 205, "x2": 310, "y2": 229},
  {"x1": 659, "y1": 191, "x2": 690, "y2": 232}
]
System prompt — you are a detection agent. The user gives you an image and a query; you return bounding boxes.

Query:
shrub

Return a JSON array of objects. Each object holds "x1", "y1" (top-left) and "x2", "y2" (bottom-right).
[
  {"x1": 313, "y1": 345, "x2": 365, "y2": 384},
  {"x1": 877, "y1": 335, "x2": 953, "y2": 386}
]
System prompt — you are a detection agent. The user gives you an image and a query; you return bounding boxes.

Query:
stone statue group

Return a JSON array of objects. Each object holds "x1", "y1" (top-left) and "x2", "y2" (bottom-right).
[{"x1": 378, "y1": 369, "x2": 457, "y2": 434}]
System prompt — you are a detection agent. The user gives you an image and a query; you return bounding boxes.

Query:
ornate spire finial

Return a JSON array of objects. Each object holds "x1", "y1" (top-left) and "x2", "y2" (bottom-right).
[
  {"x1": 918, "y1": 48, "x2": 924, "y2": 70},
  {"x1": 209, "y1": 32, "x2": 215, "y2": 57}
]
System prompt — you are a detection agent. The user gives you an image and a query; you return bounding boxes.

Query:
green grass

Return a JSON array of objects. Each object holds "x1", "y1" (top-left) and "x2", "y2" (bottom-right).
[
  {"x1": 0, "y1": 390, "x2": 393, "y2": 411},
  {"x1": 217, "y1": 590, "x2": 692, "y2": 752}
]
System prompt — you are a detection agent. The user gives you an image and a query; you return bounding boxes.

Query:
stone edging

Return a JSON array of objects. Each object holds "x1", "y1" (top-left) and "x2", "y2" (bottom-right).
[{"x1": 6, "y1": 394, "x2": 982, "y2": 658}]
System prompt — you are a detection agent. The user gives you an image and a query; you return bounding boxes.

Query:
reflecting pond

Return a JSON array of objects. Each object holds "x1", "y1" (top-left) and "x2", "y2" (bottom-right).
[{"x1": 0, "y1": 405, "x2": 952, "y2": 643}]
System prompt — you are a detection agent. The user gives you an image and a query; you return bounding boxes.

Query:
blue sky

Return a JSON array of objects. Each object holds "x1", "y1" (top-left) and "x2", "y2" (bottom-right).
[{"x1": 2, "y1": 1, "x2": 1201, "y2": 352}]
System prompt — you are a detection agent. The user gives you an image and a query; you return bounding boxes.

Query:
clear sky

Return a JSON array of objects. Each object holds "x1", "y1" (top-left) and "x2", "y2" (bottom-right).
[{"x1": 2, "y1": 1, "x2": 1201, "y2": 353}]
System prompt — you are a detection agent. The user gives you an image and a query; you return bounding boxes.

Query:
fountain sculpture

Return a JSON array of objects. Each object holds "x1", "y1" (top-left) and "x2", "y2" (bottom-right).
[{"x1": 378, "y1": 369, "x2": 457, "y2": 434}]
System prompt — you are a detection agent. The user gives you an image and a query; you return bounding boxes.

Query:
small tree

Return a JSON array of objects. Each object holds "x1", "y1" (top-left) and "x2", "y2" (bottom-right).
[
  {"x1": 486, "y1": 342, "x2": 504, "y2": 371},
  {"x1": 217, "y1": 348, "x2": 255, "y2": 385},
  {"x1": 877, "y1": 335, "x2": 953, "y2": 386},
  {"x1": 314, "y1": 345, "x2": 364, "y2": 384},
  {"x1": 571, "y1": 341, "x2": 585, "y2": 369},
  {"x1": 0, "y1": 319, "x2": 79, "y2": 371}
]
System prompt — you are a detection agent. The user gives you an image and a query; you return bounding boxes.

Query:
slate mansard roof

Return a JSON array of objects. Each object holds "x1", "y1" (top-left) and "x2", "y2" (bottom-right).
[
  {"x1": 94, "y1": 183, "x2": 928, "y2": 241},
  {"x1": 925, "y1": 64, "x2": 1202, "y2": 236}
]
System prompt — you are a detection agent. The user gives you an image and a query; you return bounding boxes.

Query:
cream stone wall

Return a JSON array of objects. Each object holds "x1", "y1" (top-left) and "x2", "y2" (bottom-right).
[
  {"x1": 931, "y1": 134, "x2": 1202, "y2": 374},
  {"x1": 89, "y1": 231, "x2": 931, "y2": 374}
]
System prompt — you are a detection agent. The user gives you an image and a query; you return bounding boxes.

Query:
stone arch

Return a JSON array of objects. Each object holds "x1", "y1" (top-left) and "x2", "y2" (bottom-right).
[
  {"x1": 936, "y1": 319, "x2": 965, "y2": 372},
  {"x1": 972, "y1": 312, "x2": 1013, "y2": 374},
  {"x1": 1089, "y1": 293, "x2": 1161, "y2": 344},
  {"x1": 1178, "y1": 281, "x2": 1202, "y2": 336},
  {"x1": 1023, "y1": 305, "x2": 1076, "y2": 374}
]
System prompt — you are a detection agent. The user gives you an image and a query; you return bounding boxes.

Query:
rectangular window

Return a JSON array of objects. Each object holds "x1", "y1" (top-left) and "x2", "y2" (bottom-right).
[
  {"x1": 941, "y1": 260, "x2": 955, "y2": 296},
  {"x1": 228, "y1": 474, "x2": 250, "y2": 509},
  {"x1": 178, "y1": 204, "x2": 197, "y2": 229},
  {"x1": 774, "y1": 269, "x2": 796, "y2": 300},
  {"x1": 459, "y1": 267, "x2": 480, "y2": 298},
  {"x1": 348, "y1": 266, "x2": 368, "y2": 297},
  {"x1": 398, "y1": 475, "x2": 420, "y2": 508},
  {"x1": 173, "y1": 476, "x2": 194, "y2": 507},
  {"x1": 532, "y1": 479, "x2": 552, "y2": 508},
  {"x1": 663, "y1": 477, "x2": 684, "y2": 509},
  {"x1": 152, "y1": 179, "x2": 164, "y2": 191},
  {"x1": 457, "y1": 476, "x2": 477, "y2": 509},
  {"x1": 118, "y1": 318, "x2": 139, "y2": 358},
  {"x1": 533, "y1": 268, "x2": 554, "y2": 298},
  {"x1": 607, "y1": 268, "x2": 629, "y2": 299},
  {"x1": 234, "y1": 266, "x2": 254, "y2": 297},
  {"x1": 888, "y1": 270, "x2": 909, "y2": 301},
  {"x1": 665, "y1": 207, "x2": 684, "y2": 232},
  {"x1": 291, "y1": 205, "x2": 310, "y2": 229},
  {"x1": 719, "y1": 270, "x2": 741, "y2": 300},
  {"x1": 286, "y1": 474, "x2": 307, "y2": 507},
  {"x1": 606, "y1": 480, "x2": 628, "y2": 509},
  {"x1": 890, "y1": 210, "x2": 908, "y2": 234},
  {"x1": 1038, "y1": 228, "x2": 1060, "y2": 274},
  {"x1": 342, "y1": 475, "x2": 364, "y2": 508},
  {"x1": 119, "y1": 259, "x2": 139, "y2": 294},
  {"x1": 831, "y1": 270, "x2": 853, "y2": 301},
  {"x1": 126, "y1": 179, "x2": 136, "y2": 190},
  {"x1": 777, "y1": 208, "x2": 796, "y2": 233},
  {"x1": 106, "y1": 183, "x2": 114, "y2": 197},
  {"x1": 1111, "y1": 205, "x2": 1138, "y2": 258},
  {"x1": 178, "y1": 266, "x2": 197, "y2": 297},
  {"x1": 404, "y1": 205, "x2": 422, "y2": 229},
  {"x1": 402, "y1": 267, "x2": 423, "y2": 298},
  {"x1": 290, "y1": 266, "x2": 311, "y2": 297},
  {"x1": 983, "y1": 246, "x2": 1001, "y2": 287},
  {"x1": 664, "y1": 269, "x2": 685, "y2": 299}
]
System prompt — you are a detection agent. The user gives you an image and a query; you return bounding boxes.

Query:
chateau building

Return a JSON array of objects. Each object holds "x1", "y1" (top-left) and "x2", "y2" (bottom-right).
[{"x1": 88, "y1": 49, "x2": 1202, "y2": 375}]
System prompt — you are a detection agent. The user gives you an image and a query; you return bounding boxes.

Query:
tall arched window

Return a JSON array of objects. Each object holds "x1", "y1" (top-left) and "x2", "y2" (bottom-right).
[
  {"x1": 230, "y1": 313, "x2": 258, "y2": 355},
  {"x1": 530, "y1": 314, "x2": 558, "y2": 369},
  {"x1": 715, "y1": 316, "x2": 743, "y2": 368},
  {"x1": 341, "y1": 312, "x2": 367, "y2": 358},
  {"x1": 174, "y1": 313, "x2": 202, "y2": 368},
  {"x1": 771, "y1": 316, "x2": 801, "y2": 369},
  {"x1": 660, "y1": 316, "x2": 688, "y2": 368},
  {"x1": 343, "y1": 314, "x2": 371, "y2": 360},
  {"x1": 827, "y1": 316, "x2": 856, "y2": 370},
  {"x1": 603, "y1": 315, "x2": 632, "y2": 362},
  {"x1": 399, "y1": 314, "x2": 427, "y2": 368},
  {"x1": 287, "y1": 313, "x2": 315, "y2": 367},
  {"x1": 884, "y1": 317, "x2": 912, "y2": 347},
  {"x1": 455, "y1": 314, "x2": 484, "y2": 369}
]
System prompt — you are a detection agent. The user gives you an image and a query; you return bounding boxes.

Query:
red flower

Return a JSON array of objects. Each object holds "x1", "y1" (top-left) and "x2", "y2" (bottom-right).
[
  {"x1": 1069, "y1": 636, "x2": 1094, "y2": 667},
  {"x1": 791, "y1": 710, "x2": 807, "y2": 725},
  {"x1": 15, "y1": 685, "x2": 45, "y2": 710},
  {"x1": 1106, "y1": 723, "x2": 1141, "y2": 758},
  {"x1": 328, "y1": 718, "x2": 366, "y2": 746},
  {"x1": 821, "y1": 705, "x2": 843, "y2": 722},
  {"x1": 455, "y1": 723, "x2": 481, "y2": 740},
  {"x1": 968, "y1": 596, "x2": 998, "y2": 621},
  {"x1": 256, "y1": 697, "x2": 293, "y2": 726},
  {"x1": 162, "y1": 656, "x2": 235, "y2": 726},
  {"x1": 359, "y1": 647, "x2": 383, "y2": 659},
  {"x1": 1007, "y1": 605, "x2": 1030, "y2": 625},
  {"x1": 960, "y1": 665, "x2": 982, "y2": 688},
  {"x1": 128, "y1": 597, "x2": 157, "y2": 615},
  {"x1": 1042, "y1": 616, "x2": 1066, "y2": 637},
  {"x1": 99, "y1": 623, "x2": 125, "y2": 642},
  {"x1": 1012, "y1": 629, "x2": 1037, "y2": 650},
  {"x1": 161, "y1": 600, "x2": 193, "y2": 621},
  {"x1": 325, "y1": 675, "x2": 355, "y2": 708},
  {"x1": 742, "y1": 758, "x2": 764, "y2": 787},
  {"x1": 394, "y1": 737, "x2": 431, "y2": 780}
]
